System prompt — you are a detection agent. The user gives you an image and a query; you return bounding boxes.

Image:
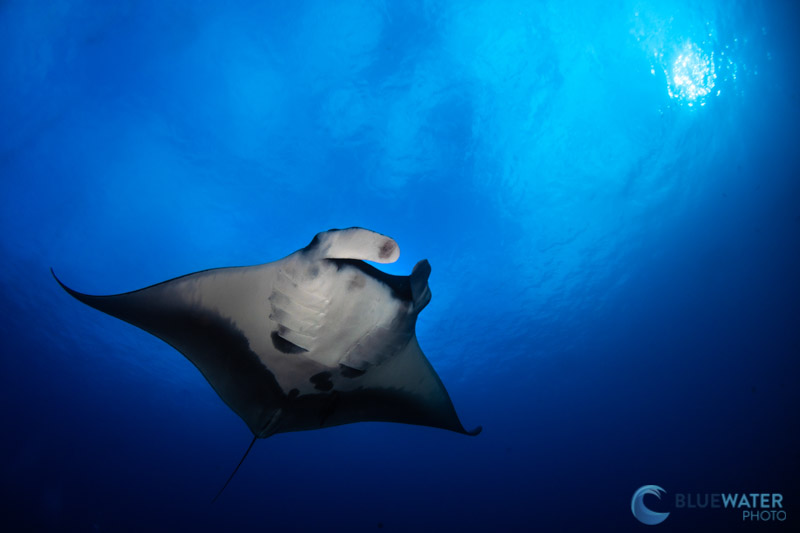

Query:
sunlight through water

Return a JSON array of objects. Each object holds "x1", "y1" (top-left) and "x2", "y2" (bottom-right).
[
  {"x1": 633, "y1": 8, "x2": 744, "y2": 110},
  {"x1": 665, "y1": 40, "x2": 716, "y2": 106}
]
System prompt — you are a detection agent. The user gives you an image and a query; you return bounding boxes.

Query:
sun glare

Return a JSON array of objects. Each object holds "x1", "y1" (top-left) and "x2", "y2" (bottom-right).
[{"x1": 665, "y1": 41, "x2": 717, "y2": 106}]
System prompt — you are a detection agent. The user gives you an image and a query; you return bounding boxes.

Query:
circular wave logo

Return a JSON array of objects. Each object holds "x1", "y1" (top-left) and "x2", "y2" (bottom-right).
[{"x1": 632, "y1": 485, "x2": 670, "y2": 525}]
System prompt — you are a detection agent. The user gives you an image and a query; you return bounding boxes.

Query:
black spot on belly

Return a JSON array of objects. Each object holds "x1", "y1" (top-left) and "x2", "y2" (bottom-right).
[
  {"x1": 310, "y1": 371, "x2": 333, "y2": 391},
  {"x1": 271, "y1": 331, "x2": 307, "y2": 354},
  {"x1": 339, "y1": 364, "x2": 366, "y2": 378},
  {"x1": 379, "y1": 239, "x2": 396, "y2": 259}
]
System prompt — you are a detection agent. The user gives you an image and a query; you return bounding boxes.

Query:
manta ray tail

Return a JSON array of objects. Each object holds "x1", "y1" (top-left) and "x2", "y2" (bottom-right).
[{"x1": 211, "y1": 435, "x2": 258, "y2": 505}]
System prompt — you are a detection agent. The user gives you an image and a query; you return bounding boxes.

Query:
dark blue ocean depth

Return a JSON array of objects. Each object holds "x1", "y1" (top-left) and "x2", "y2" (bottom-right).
[{"x1": 1, "y1": 1, "x2": 798, "y2": 531}]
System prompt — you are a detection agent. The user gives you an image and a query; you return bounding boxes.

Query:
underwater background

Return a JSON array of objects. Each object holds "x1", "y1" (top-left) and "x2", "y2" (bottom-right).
[{"x1": 1, "y1": 0, "x2": 798, "y2": 531}]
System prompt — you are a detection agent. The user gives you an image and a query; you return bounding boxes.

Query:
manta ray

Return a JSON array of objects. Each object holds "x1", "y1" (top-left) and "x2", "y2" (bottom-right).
[{"x1": 54, "y1": 228, "x2": 480, "y2": 497}]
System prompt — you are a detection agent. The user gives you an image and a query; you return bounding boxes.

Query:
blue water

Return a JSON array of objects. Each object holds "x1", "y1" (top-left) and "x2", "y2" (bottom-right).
[{"x1": 1, "y1": 1, "x2": 798, "y2": 531}]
